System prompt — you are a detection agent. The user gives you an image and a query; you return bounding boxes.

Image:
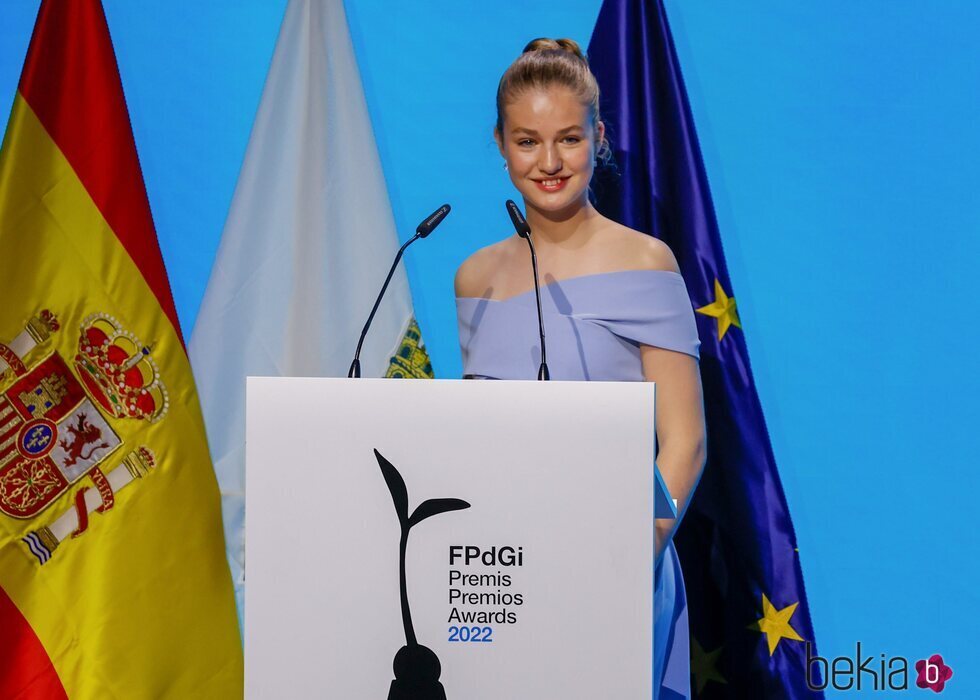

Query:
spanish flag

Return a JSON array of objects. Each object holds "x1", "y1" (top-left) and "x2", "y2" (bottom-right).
[{"x1": 0, "y1": 2, "x2": 243, "y2": 697}]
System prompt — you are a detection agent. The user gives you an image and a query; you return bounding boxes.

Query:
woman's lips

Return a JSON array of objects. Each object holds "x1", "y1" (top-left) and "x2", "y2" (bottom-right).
[{"x1": 534, "y1": 177, "x2": 569, "y2": 192}]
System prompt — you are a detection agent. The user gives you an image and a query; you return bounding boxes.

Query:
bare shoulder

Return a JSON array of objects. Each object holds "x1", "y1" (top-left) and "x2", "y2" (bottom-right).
[
  {"x1": 599, "y1": 221, "x2": 681, "y2": 273},
  {"x1": 454, "y1": 237, "x2": 519, "y2": 298}
]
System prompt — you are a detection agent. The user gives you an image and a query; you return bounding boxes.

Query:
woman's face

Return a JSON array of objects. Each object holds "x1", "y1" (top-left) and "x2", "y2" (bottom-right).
[{"x1": 497, "y1": 86, "x2": 603, "y2": 218}]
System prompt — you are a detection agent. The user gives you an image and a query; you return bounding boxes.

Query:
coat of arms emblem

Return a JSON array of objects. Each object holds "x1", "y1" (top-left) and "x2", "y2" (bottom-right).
[{"x1": 0, "y1": 310, "x2": 163, "y2": 564}]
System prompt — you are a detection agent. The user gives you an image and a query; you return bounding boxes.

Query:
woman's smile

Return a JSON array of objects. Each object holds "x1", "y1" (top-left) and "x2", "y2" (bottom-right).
[{"x1": 533, "y1": 176, "x2": 570, "y2": 192}]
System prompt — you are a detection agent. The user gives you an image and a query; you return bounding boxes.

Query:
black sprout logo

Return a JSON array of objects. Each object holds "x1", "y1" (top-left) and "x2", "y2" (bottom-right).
[{"x1": 374, "y1": 449, "x2": 471, "y2": 700}]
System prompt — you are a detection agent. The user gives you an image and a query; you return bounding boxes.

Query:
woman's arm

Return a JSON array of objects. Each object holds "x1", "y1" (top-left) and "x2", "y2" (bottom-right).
[{"x1": 641, "y1": 344, "x2": 706, "y2": 567}]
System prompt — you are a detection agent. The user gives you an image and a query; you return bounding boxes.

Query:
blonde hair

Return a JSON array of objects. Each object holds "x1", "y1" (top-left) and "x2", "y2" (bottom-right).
[{"x1": 495, "y1": 38, "x2": 610, "y2": 162}]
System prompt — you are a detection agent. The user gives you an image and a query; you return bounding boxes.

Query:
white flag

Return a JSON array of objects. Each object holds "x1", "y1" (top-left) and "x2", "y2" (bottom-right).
[{"x1": 189, "y1": 0, "x2": 431, "y2": 617}]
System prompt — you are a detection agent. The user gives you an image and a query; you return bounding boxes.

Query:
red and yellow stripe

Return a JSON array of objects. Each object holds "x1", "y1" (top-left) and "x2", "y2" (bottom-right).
[
  {"x1": 0, "y1": 2, "x2": 242, "y2": 697},
  {"x1": 17, "y1": 0, "x2": 182, "y2": 342}
]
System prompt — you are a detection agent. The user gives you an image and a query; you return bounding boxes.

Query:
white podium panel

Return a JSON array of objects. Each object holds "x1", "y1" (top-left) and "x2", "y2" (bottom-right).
[{"x1": 245, "y1": 378, "x2": 655, "y2": 699}]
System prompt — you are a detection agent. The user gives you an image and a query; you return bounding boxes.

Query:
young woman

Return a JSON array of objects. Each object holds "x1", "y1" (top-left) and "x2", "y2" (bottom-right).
[{"x1": 455, "y1": 38, "x2": 706, "y2": 699}]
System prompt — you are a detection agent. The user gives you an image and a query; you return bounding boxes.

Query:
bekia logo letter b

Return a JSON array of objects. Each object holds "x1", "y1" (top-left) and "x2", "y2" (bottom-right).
[{"x1": 915, "y1": 654, "x2": 953, "y2": 693}]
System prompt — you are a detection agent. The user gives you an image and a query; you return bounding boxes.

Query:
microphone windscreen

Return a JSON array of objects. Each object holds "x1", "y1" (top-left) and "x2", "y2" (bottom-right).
[
  {"x1": 416, "y1": 204, "x2": 451, "y2": 237},
  {"x1": 505, "y1": 199, "x2": 531, "y2": 238}
]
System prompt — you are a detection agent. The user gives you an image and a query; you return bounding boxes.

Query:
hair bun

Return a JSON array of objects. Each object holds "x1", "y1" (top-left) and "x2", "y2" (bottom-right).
[{"x1": 522, "y1": 37, "x2": 587, "y2": 64}]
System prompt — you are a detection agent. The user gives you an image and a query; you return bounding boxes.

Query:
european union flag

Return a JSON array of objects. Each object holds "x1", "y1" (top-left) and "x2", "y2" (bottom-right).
[{"x1": 588, "y1": 1, "x2": 823, "y2": 697}]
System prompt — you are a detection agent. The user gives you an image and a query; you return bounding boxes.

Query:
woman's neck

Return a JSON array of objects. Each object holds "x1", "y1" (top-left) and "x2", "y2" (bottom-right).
[{"x1": 523, "y1": 198, "x2": 600, "y2": 249}]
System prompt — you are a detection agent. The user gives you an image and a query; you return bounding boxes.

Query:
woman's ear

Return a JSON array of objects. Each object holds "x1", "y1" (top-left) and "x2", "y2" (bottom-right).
[
  {"x1": 596, "y1": 120, "x2": 606, "y2": 157},
  {"x1": 494, "y1": 126, "x2": 505, "y2": 157}
]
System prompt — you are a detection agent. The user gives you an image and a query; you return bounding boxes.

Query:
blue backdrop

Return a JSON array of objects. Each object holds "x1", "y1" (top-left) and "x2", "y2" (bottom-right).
[{"x1": 2, "y1": 1, "x2": 977, "y2": 695}]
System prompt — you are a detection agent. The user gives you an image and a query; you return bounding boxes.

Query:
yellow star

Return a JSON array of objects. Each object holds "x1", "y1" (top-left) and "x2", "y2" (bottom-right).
[
  {"x1": 691, "y1": 637, "x2": 727, "y2": 695},
  {"x1": 747, "y1": 593, "x2": 804, "y2": 656},
  {"x1": 696, "y1": 279, "x2": 741, "y2": 341}
]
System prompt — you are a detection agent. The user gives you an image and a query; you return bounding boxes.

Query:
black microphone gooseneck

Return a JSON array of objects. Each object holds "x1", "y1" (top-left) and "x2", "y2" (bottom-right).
[
  {"x1": 505, "y1": 199, "x2": 549, "y2": 381},
  {"x1": 348, "y1": 204, "x2": 451, "y2": 378}
]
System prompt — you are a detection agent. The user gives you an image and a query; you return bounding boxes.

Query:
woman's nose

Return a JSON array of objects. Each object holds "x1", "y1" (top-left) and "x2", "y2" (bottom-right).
[{"x1": 539, "y1": 144, "x2": 562, "y2": 174}]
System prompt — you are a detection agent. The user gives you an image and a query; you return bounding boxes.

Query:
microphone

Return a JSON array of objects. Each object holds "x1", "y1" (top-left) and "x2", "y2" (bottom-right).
[
  {"x1": 348, "y1": 204, "x2": 451, "y2": 378},
  {"x1": 504, "y1": 200, "x2": 549, "y2": 381},
  {"x1": 506, "y1": 199, "x2": 531, "y2": 238},
  {"x1": 416, "y1": 203, "x2": 450, "y2": 237}
]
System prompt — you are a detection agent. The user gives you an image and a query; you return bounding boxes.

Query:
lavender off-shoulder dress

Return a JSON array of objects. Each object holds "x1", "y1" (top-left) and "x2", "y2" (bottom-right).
[{"x1": 456, "y1": 269, "x2": 700, "y2": 700}]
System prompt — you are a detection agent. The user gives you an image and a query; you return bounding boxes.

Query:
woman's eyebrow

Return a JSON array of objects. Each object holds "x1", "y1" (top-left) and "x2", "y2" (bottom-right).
[{"x1": 510, "y1": 125, "x2": 583, "y2": 136}]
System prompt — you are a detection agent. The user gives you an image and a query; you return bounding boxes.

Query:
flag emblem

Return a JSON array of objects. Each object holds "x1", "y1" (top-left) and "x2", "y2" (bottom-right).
[
  {"x1": 0, "y1": 310, "x2": 159, "y2": 564},
  {"x1": 16, "y1": 418, "x2": 57, "y2": 459}
]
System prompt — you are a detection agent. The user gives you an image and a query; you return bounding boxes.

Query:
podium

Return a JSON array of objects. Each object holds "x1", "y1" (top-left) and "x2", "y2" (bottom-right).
[{"x1": 244, "y1": 378, "x2": 671, "y2": 698}]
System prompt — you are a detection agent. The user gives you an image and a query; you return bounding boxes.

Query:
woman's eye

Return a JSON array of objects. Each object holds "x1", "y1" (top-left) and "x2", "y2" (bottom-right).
[
  {"x1": 517, "y1": 139, "x2": 535, "y2": 147},
  {"x1": 563, "y1": 136, "x2": 582, "y2": 144}
]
